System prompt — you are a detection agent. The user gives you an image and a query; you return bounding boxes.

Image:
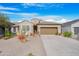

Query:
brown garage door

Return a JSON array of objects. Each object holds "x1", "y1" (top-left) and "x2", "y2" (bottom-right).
[{"x1": 40, "y1": 27, "x2": 58, "y2": 35}]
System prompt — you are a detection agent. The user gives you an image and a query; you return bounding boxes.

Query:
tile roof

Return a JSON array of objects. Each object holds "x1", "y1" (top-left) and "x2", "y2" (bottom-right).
[
  {"x1": 38, "y1": 21, "x2": 61, "y2": 25},
  {"x1": 62, "y1": 19, "x2": 79, "y2": 27}
]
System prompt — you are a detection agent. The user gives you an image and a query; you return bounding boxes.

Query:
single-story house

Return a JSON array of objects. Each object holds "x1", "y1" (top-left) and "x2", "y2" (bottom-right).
[
  {"x1": 11, "y1": 18, "x2": 62, "y2": 35},
  {"x1": 62, "y1": 19, "x2": 79, "y2": 36}
]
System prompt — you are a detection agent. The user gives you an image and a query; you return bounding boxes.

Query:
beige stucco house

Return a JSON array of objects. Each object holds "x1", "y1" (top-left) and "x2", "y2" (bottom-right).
[
  {"x1": 11, "y1": 18, "x2": 62, "y2": 35},
  {"x1": 11, "y1": 20, "x2": 33, "y2": 35}
]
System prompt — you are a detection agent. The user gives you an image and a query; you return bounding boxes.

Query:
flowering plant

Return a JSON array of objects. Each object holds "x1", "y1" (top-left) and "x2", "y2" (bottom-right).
[{"x1": 17, "y1": 34, "x2": 26, "y2": 42}]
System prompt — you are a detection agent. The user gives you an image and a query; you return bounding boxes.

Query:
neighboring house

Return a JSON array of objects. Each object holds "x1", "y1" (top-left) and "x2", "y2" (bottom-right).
[
  {"x1": 62, "y1": 19, "x2": 79, "y2": 36},
  {"x1": 0, "y1": 22, "x2": 14, "y2": 37},
  {"x1": 12, "y1": 18, "x2": 62, "y2": 35},
  {"x1": 0, "y1": 25, "x2": 5, "y2": 37}
]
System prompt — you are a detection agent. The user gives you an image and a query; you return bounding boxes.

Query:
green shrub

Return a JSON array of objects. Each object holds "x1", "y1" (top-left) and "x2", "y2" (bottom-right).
[
  {"x1": 63, "y1": 32, "x2": 72, "y2": 37},
  {"x1": 28, "y1": 53, "x2": 34, "y2": 56},
  {"x1": 5, "y1": 31, "x2": 9, "y2": 37},
  {"x1": 5, "y1": 31, "x2": 13, "y2": 38}
]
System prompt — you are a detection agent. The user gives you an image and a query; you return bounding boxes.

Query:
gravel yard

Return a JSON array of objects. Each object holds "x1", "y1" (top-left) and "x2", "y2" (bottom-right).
[{"x1": 0, "y1": 36, "x2": 46, "y2": 56}]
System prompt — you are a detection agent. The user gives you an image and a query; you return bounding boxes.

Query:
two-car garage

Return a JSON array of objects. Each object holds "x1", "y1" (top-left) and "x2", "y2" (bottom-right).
[
  {"x1": 40, "y1": 27, "x2": 58, "y2": 35},
  {"x1": 37, "y1": 22, "x2": 61, "y2": 35}
]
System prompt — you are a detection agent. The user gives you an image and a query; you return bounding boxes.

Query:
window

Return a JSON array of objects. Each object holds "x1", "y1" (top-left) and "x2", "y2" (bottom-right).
[
  {"x1": 26, "y1": 25, "x2": 29, "y2": 31},
  {"x1": 22, "y1": 25, "x2": 29, "y2": 33},
  {"x1": 13, "y1": 27, "x2": 16, "y2": 32},
  {"x1": 74, "y1": 27, "x2": 79, "y2": 34}
]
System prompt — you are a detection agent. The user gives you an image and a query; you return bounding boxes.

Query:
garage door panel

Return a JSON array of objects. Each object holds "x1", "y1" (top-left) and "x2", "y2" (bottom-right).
[{"x1": 40, "y1": 27, "x2": 58, "y2": 35}]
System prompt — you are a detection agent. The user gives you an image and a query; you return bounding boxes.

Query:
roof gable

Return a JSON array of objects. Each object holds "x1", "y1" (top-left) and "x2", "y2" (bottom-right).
[{"x1": 62, "y1": 19, "x2": 79, "y2": 27}]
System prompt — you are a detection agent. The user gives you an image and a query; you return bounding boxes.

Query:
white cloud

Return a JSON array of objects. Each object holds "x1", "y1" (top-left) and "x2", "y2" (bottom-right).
[
  {"x1": 0, "y1": 11, "x2": 38, "y2": 22},
  {"x1": 0, "y1": 11, "x2": 15, "y2": 14},
  {"x1": 49, "y1": 3, "x2": 64, "y2": 8},
  {"x1": 0, "y1": 10, "x2": 70, "y2": 23},
  {"x1": 16, "y1": 13, "x2": 39, "y2": 21},
  {"x1": 0, "y1": 11, "x2": 38, "y2": 16},
  {"x1": 22, "y1": 3, "x2": 45, "y2": 8},
  {"x1": 0, "y1": 5, "x2": 19, "y2": 11},
  {"x1": 22, "y1": 3, "x2": 64, "y2": 9},
  {"x1": 33, "y1": 15, "x2": 71, "y2": 23},
  {"x1": 45, "y1": 18, "x2": 70, "y2": 23},
  {"x1": 17, "y1": 13, "x2": 38, "y2": 16}
]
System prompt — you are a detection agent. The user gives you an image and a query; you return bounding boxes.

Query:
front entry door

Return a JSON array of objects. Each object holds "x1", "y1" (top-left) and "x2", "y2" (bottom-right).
[{"x1": 33, "y1": 25, "x2": 37, "y2": 33}]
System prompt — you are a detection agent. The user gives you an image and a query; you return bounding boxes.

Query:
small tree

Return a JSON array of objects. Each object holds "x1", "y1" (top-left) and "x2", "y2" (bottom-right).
[
  {"x1": 0, "y1": 13, "x2": 9, "y2": 27},
  {"x1": 0, "y1": 13, "x2": 10, "y2": 37}
]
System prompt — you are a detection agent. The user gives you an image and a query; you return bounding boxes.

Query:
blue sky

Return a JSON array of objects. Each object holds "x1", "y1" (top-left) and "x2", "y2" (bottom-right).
[{"x1": 0, "y1": 3, "x2": 79, "y2": 23}]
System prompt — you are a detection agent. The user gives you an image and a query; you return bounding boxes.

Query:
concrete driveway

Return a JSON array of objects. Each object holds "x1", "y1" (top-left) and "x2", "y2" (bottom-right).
[{"x1": 41, "y1": 35, "x2": 79, "y2": 56}]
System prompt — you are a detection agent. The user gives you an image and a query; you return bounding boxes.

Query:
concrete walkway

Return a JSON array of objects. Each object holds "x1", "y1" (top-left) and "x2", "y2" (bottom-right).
[{"x1": 41, "y1": 35, "x2": 79, "y2": 56}]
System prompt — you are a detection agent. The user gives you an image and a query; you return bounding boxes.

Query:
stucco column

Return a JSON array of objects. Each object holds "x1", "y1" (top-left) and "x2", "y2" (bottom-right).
[
  {"x1": 58, "y1": 26, "x2": 61, "y2": 34},
  {"x1": 71, "y1": 26, "x2": 74, "y2": 36},
  {"x1": 11, "y1": 27, "x2": 14, "y2": 33}
]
